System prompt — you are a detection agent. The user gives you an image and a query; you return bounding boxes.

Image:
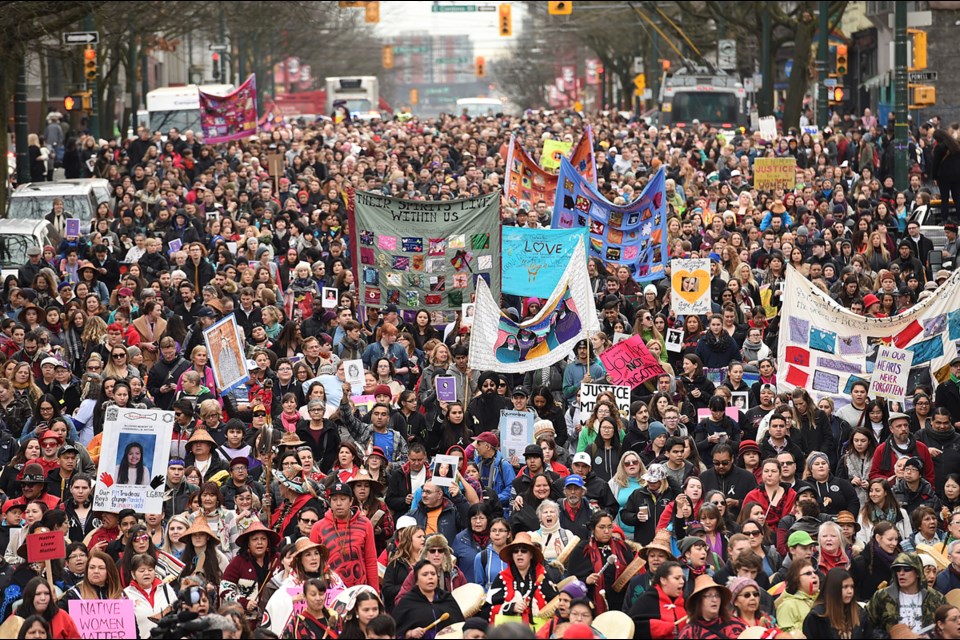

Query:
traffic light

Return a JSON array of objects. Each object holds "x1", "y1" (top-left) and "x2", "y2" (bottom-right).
[
  {"x1": 499, "y1": 4, "x2": 512, "y2": 36},
  {"x1": 365, "y1": 1, "x2": 380, "y2": 23},
  {"x1": 548, "y1": 1, "x2": 573, "y2": 15},
  {"x1": 409, "y1": 88, "x2": 418, "y2": 105},
  {"x1": 382, "y1": 46, "x2": 394, "y2": 69},
  {"x1": 828, "y1": 86, "x2": 845, "y2": 105},
  {"x1": 476, "y1": 56, "x2": 486, "y2": 78},
  {"x1": 835, "y1": 44, "x2": 848, "y2": 76},
  {"x1": 64, "y1": 92, "x2": 91, "y2": 111},
  {"x1": 909, "y1": 29, "x2": 927, "y2": 71},
  {"x1": 83, "y1": 47, "x2": 97, "y2": 82},
  {"x1": 212, "y1": 52, "x2": 221, "y2": 79}
]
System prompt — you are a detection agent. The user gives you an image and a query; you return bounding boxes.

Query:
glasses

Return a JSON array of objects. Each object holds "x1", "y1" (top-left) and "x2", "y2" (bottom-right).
[
  {"x1": 134, "y1": 534, "x2": 150, "y2": 542},
  {"x1": 894, "y1": 567, "x2": 913, "y2": 574},
  {"x1": 743, "y1": 529, "x2": 762, "y2": 537},
  {"x1": 739, "y1": 591, "x2": 760, "y2": 598},
  {"x1": 253, "y1": 412, "x2": 267, "y2": 418},
  {"x1": 300, "y1": 517, "x2": 318, "y2": 525},
  {"x1": 779, "y1": 461, "x2": 795, "y2": 467},
  {"x1": 112, "y1": 353, "x2": 126, "y2": 359},
  {"x1": 309, "y1": 408, "x2": 324, "y2": 413},
  {"x1": 800, "y1": 570, "x2": 817, "y2": 577},
  {"x1": 701, "y1": 592, "x2": 722, "y2": 600},
  {"x1": 427, "y1": 548, "x2": 445, "y2": 554},
  {"x1": 708, "y1": 500, "x2": 724, "y2": 506},
  {"x1": 712, "y1": 459, "x2": 731, "y2": 466},
  {"x1": 174, "y1": 411, "x2": 184, "y2": 417},
  {"x1": 624, "y1": 460, "x2": 640, "y2": 467}
]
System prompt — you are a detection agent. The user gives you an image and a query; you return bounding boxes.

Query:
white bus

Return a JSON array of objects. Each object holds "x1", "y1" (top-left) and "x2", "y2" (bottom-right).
[
  {"x1": 145, "y1": 84, "x2": 234, "y2": 135},
  {"x1": 455, "y1": 97, "x2": 515, "y2": 117},
  {"x1": 325, "y1": 76, "x2": 380, "y2": 120}
]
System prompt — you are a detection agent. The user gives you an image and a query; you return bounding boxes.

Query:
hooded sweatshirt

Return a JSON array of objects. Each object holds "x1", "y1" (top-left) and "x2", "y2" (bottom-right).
[{"x1": 309, "y1": 506, "x2": 379, "y2": 590}]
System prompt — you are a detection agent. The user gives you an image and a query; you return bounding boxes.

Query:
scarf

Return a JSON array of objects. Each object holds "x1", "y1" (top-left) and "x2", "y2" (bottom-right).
[
  {"x1": 922, "y1": 425, "x2": 958, "y2": 448},
  {"x1": 704, "y1": 331, "x2": 733, "y2": 353},
  {"x1": 818, "y1": 546, "x2": 848, "y2": 573},
  {"x1": 879, "y1": 435, "x2": 917, "y2": 475},
  {"x1": 472, "y1": 530, "x2": 490, "y2": 549}
]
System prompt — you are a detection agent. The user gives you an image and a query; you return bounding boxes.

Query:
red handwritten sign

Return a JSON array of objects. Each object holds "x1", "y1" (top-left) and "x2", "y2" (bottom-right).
[
  {"x1": 26, "y1": 530, "x2": 65, "y2": 563},
  {"x1": 600, "y1": 334, "x2": 666, "y2": 389}
]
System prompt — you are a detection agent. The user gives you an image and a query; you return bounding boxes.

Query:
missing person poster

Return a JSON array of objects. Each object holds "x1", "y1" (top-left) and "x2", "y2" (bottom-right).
[
  {"x1": 93, "y1": 407, "x2": 174, "y2": 514},
  {"x1": 499, "y1": 409, "x2": 535, "y2": 462}
]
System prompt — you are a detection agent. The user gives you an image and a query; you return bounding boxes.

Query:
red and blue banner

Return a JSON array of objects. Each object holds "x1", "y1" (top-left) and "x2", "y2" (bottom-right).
[{"x1": 199, "y1": 74, "x2": 259, "y2": 144}]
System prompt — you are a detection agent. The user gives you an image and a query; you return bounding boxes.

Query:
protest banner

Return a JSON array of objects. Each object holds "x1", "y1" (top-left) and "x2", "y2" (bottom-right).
[
  {"x1": 553, "y1": 161, "x2": 668, "y2": 282},
  {"x1": 344, "y1": 359, "x2": 365, "y2": 393},
  {"x1": 432, "y1": 454, "x2": 460, "y2": 487},
  {"x1": 470, "y1": 239, "x2": 599, "y2": 374},
  {"x1": 579, "y1": 383, "x2": 631, "y2": 420},
  {"x1": 778, "y1": 265, "x2": 960, "y2": 407},
  {"x1": 503, "y1": 126, "x2": 595, "y2": 209},
  {"x1": 353, "y1": 191, "x2": 501, "y2": 313},
  {"x1": 500, "y1": 409, "x2": 535, "y2": 461},
  {"x1": 671, "y1": 258, "x2": 712, "y2": 315},
  {"x1": 869, "y1": 346, "x2": 913, "y2": 404},
  {"x1": 501, "y1": 227, "x2": 589, "y2": 298},
  {"x1": 204, "y1": 313, "x2": 249, "y2": 397},
  {"x1": 69, "y1": 599, "x2": 136, "y2": 639},
  {"x1": 199, "y1": 74, "x2": 259, "y2": 143},
  {"x1": 759, "y1": 115, "x2": 777, "y2": 140},
  {"x1": 351, "y1": 394, "x2": 376, "y2": 415},
  {"x1": 753, "y1": 157, "x2": 797, "y2": 191},
  {"x1": 93, "y1": 407, "x2": 173, "y2": 513},
  {"x1": 541, "y1": 138, "x2": 572, "y2": 170},
  {"x1": 26, "y1": 530, "x2": 64, "y2": 563},
  {"x1": 600, "y1": 334, "x2": 666, "y2": 388}
]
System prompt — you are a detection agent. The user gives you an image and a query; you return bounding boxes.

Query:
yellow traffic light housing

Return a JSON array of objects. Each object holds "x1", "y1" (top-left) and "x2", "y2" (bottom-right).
[
  {"x1": 64, "y1": 92, "x2": 91, "y2": 111},
  {"x1": 499, "y1": 4, "x2": 512, "y2": 36},
  {"x1": 382, "y1": 46, "x2": 394, "y2": 69},
  {"x1": 828, "y1": 86, "x2": 845, "y2": 105},
  {"x1": 548, "y1": 1, "x2": 572, "y2": 15},
  {"x1": 476, "y1": 56, "x2": 486, "y2": 78},
  {"x1": 835, "y1": 44, "x2": 848, "y2": 76},
  {"x1": 84, "y1": 47, "x2": 97, "y2": 82},
  {"x1": 909, "y1": 29, "x2": 927, "y2": 71}
]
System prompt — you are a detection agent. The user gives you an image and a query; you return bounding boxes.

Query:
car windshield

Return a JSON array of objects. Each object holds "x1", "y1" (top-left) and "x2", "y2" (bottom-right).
[
  {"x1": 150, "y1": 109, "x2": 201, "y2": 135},
  {"x1": 0, "y1": 235, "x2": 34, "y2": 269},
  {"x1": 8, "y1": 194, "x2": 96, "y2": 223}
]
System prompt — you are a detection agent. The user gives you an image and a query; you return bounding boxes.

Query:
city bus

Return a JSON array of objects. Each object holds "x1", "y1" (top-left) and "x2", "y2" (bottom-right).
[{"x1": 145, "y1": 84, "x2": 234, "y2": 135}]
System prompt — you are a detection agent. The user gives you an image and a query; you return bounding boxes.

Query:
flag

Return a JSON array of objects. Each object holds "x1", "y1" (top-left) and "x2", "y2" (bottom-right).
[
  {"x1": 469, "y1": 239, "x2": 599, "y2": 374},
  {"x1": 258, "y1": 97, "x2": 287, "y2": 132}
]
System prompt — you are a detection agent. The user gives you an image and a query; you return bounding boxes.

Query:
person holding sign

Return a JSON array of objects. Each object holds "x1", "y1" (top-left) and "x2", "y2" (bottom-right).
[{"x1": 14, "y1": 575, "x2": 80, "y2": 639}]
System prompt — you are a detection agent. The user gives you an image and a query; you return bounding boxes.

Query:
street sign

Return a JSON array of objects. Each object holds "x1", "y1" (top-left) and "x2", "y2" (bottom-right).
[
  {"x1": 62, "y1": 31, "x2": 99, "y2": 45},
  {"x1": 432, "y1": 5, "x2": 477, "y2": 11},
  {"x1": 436, "y1": 57, "x2": 469, "y2": 64},
  {"x1": 824, "y1": 78, "x2": 837, "y2": 88},
  {"x1": 209, "y1": 44, "x2": 228, "y2": 52},
  {"x1": 909, "y1": 71, "x2": 938, "y2": 83},
  {"x1": 478, "y1": 5, "x2": 496, "y2": 11}
]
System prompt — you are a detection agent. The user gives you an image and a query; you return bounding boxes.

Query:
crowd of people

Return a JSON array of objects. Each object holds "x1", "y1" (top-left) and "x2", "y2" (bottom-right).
[{"x1": 2, "y1": 102, "x2": 960, "y2": 640}]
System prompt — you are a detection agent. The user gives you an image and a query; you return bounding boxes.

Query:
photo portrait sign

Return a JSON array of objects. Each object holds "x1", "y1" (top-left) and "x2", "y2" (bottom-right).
[
  {"x1": 204, "y1": 313, "x2": 250, "y2": 397},
  {"x1": 499, "y1": 409, "x2": 535, "y2": 462},
  {"x1": 354, "y1": 191, "x2": 501, "y2": 312},
  {"x1": 432, "y1": 454, "x2": 460, "y2": 488},
  {"x1": 671, "y1": 259, "x2": 712, "y2": 316},
  {"x1": 93, "y1": 407, "x2": 174, "y2": 514}
]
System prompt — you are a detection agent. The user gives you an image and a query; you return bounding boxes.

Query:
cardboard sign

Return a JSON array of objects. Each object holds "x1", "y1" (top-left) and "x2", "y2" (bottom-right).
[
  {"x1": 759, "y1": 115, "x2": 777, "y2": 140},
  {"x1": 500, "y1": 409, "x2": 535, "y2": 461},
  {"x1": 870, "y1": 346, "x2": 913, "y2": 404},
  {"x1": 435, "y1": 375, "x2": 457, "y2": 403},
  {"x1": 671, "y1": 259, "x2": 712, "y2": 315},
  {"x1": 432, "y1": 454, "x2": 460, "y2": 488},
  {"x1": 461, "y1": 303, "x2": 476, "y2": 328},
  {"x1": 68, "y1": 599, "x2": 136, "y2": 639},
  {"x1": 599, "y1": 334, "x2": 666, "y2": 389},
  {"x1": 26, "y1": 530, "x2": 65, "y2": 563},
  {"x1": 66, "y1": 218, "x2": 81, "y2": 237},
  {"x1": 351, "y1": 394, "x2": 376, "y2": 415},
  {"x1": 579, "y1": 382, "x2": 631, "y2": 420},
  {"x1": 753, "y1": 157, "x2": 797, "y2": 191},
  {"x1": 344, "y1": 359, "x2": 365, "y2": 394}
]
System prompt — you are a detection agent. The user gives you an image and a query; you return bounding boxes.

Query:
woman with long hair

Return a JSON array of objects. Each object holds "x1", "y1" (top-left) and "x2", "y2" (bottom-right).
[
  {"x1": 349, "y1": 469, "x2": 394, "y2": 555},
  {"x1": 803, "y1": 567, "x2": 871, "y2": 638},
  {"x1": 188, "y1": 482, "x2": 239, "y2": 558},
  {"x1": 609, "y1": 451, "x2": 645, "y2": 539},
  {"x1": 742, "y1": 457, "x2": 796, "y2": 532},
  {"x1": 116, "y1": 441, "x2": 149, "y2": 485},
  {"x1": 856, "y1": 478, "x2": 912, "y2": 547},
  {"x1": 281, "y1": 577, "x2": 339, "y2": 639},
  {"x1": 262, "y1": 537, "x2": 346, "y2": 635},
  {"x1": 383, "y1": 525, "x2": 425, "y2": 608},
  {"x1": 392, "y1": 559, "x2": 464, "y2": 638},
  {"x1": 179, "y1": 516, "x2": 228, "y2": 589},
  {"x1": 16, "y1": 576, "x2": 80, "y2": 639},
  {"x1": 569, "y1": 511, "x2": 637, "y2": 614},
  {"x1": 159, "y1": 514, "x2": 190, "y2": 560},
  {"x1": 63, "y1": 474, "x2": 97, "y2": 545},
  {"x1": 583, "y1": 416, "x2": 623, "y2": 482},
  {"x1": 221, "y1": 520, "x2": 280, "y2": 627},
  {"x1": 60, "y1": 549, "x2": 123, "y2": 604},
  {"x1": 838, "y1": 426, "x2": 877, "y2": 507},
  {"x1": 576, "y1": 399, "x2": 622, "y2": 453},
  {"x1": 678, "y1": 575, "x2": 745, "y2": 639},
  {"x1": 934, "y1": 604, "x2": 960, "y2": 640},
  {"x1": 775, "y1": 558, "x2": 820, "y2": 634}
]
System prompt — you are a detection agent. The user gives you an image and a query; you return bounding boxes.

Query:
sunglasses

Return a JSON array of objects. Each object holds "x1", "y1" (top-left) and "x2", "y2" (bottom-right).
[
  {"x1": 427, "y1": 548, "x2": 445, "y2": 554},
  {"x1": 300, "y1": 517, "x2": 318, "y2": 525},
  {"x1": 112, "y1": 353, "x2": 126, "y2": 359},
  {"x1": 743, "y1": 529, "x2": 762, "y2": 537},
  {"x1": 624, "y1": 459, "x2": 640, "y2": 466},
  {"x1": 253, "y1": 412, "x2": 267, "y2": 418},
  {"x1": 739, "y1": 591, "x2": 760, "y2": 598}
]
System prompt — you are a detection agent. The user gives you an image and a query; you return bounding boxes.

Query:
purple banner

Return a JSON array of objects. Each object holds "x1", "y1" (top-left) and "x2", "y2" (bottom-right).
[{"x1": 199, "y1": 74, "x2": 258, "y2": 144}]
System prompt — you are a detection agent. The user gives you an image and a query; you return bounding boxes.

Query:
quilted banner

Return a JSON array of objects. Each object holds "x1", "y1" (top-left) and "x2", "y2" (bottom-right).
[
  {"x1": 503, "y1": 126, "x2": 596, "y2": 210},
  {"x1": 552, "y1": 160, "x2": 668, "y2": 283},
  {"x1": 501, "y1": 227, "x2": 588, "y2": 298},
  {"x1": 778, "y1": 265, "x2": 960, "y2": 408},
  {"x1": 353, "y1": 191, "x2": 501, "y2": 313},
  {"x1": 469, "y1": 239, "x2": 599, "y2": 374},
  {"x1": 199, "y1": 74, "x2": 259, "y2": 144}
]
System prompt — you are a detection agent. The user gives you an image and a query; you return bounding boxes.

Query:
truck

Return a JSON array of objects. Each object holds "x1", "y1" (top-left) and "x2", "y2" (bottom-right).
[
  {"x1": 659, "y1": 67, "x2": 748, "y2": 130},
  {"x1": 324, "y1": 76, "x2": 381, "y2": 121},
  {"x1": 145, "y1": 84, "x2": 234, "y2": 135}
]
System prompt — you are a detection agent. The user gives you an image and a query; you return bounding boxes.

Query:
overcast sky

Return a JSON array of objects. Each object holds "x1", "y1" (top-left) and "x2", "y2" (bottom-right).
[{"x1": 374, "y1": 1, "x2": 526, "y2": 59}]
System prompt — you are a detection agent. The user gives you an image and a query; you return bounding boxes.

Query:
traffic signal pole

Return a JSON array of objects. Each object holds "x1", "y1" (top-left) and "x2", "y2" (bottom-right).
[
  {"x1": 85, "y1": 14, "x2": 99, "y2": 139},
  {"x1": 816, "y1": 0, "x2": 829, "y2": 129},
  {"x1": 894, "y1": 0, "x2": 908, "y2": 191}
]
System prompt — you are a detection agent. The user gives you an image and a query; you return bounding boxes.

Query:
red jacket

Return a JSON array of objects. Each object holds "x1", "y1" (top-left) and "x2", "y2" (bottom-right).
[
  {"x1": 741, "y1": 485, "x2": 796, "y2": 531},
  {"x1": 869, "y1": 440, "x2": 936, "y2": 487},
  {"x1": 310, "y1": 508, "x2": 379, "y2": 592},
  {"x1": 50, "y1": 608, "x2": 81, "y2": 639},
  {"x1": 630, "y1": 583, "x2": 687, "y2": 639}
]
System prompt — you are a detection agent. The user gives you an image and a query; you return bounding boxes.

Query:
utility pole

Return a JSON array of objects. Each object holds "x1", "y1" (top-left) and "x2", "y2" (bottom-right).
[
  {"x1": 894, "y1": 0, "x2": 908, "y2": 191},
  {"x1": 219, "y1": 2, "x2": 228, "y2": 83},
  {"x1": 85, "y1": 13, "x2": 99, "y2": 139},
  {"x1": 128, "y1": 18, "x2": 138, "y2": 136},
  {"x1": 816, "y1": 0, "x2": 829, "y2": 129},
  {"x1": 759, "y1": 3, "x2": 772, "y2": 115},
  {"x1": 15, "y1": 57, "x2": 30, "y2": 184}
]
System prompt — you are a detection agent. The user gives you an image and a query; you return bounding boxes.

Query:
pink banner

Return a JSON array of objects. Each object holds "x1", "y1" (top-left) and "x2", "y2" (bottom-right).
[
  {"x1": 200, "y1": 74, "x2": 259, "y2": 143},
  {"x1": 503, "y1": 125, "x2": 595, "y2": 210},
  {"x1": 599, "y1": 334, "x2": 666, "y2": 388}
]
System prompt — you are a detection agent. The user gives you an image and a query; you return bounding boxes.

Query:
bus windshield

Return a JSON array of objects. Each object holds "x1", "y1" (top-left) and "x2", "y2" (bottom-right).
[
  {"x1": 670, "y1": 92, "x2": 739, "y2": 125},
  {"x1": 344, "y1": 99, "x2": 373, "y2": 113},
  {"x1": 150, "y1": 109, "x2": 201, "y2": 135}
]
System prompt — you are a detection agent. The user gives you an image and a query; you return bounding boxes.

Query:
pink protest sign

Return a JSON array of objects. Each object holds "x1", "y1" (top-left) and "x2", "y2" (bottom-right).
[{"x1": 599, "y1": 334, "x2": 666, "y2": 389}]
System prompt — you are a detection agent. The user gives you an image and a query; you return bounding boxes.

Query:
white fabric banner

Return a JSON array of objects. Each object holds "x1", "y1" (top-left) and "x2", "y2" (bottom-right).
[
  {"x1": 469, "y1": 239, "x2": 600, "y2": 374},
  {"x1": 777, "y1": 266, "x2": 960, "y2": 406}
]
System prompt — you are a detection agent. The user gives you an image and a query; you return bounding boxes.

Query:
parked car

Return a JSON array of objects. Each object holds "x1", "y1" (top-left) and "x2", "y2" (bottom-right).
[
  {"x1": 0, "y1": 219, "x2": 61, "y2": 280},
  {"x1": 7, "y1": 179, "x2": 104, "y2": 225}
]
